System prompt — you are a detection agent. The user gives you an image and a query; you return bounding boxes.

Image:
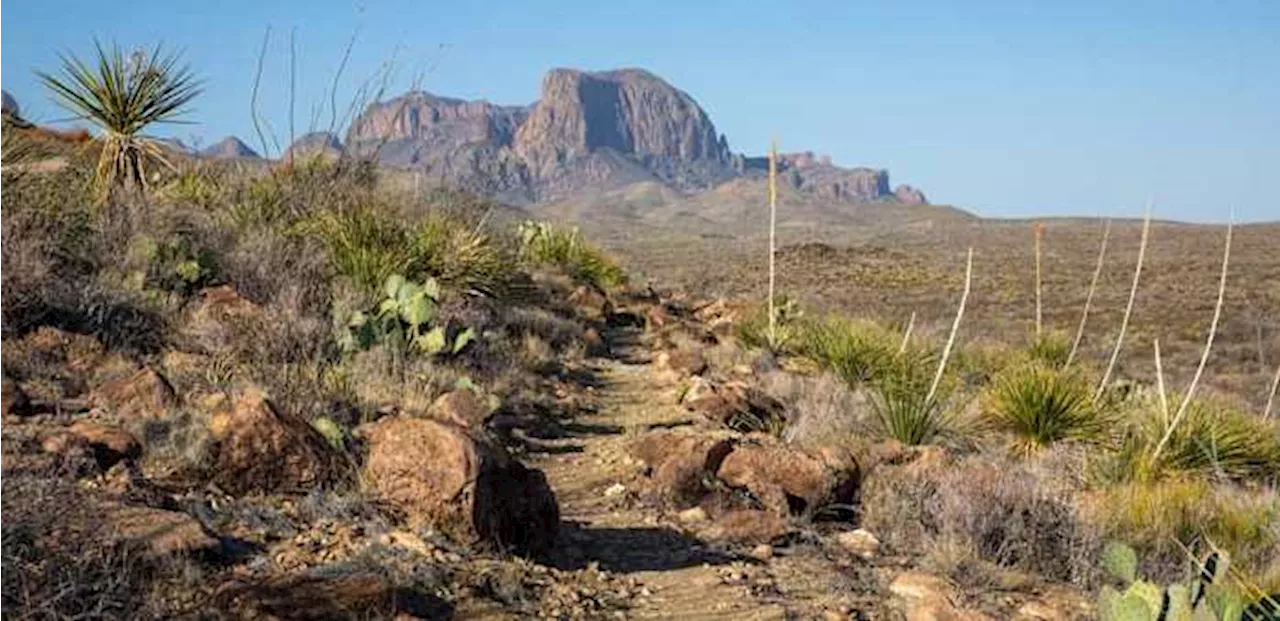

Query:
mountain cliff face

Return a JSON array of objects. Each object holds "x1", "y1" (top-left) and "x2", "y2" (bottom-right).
[{"x1": 338, "y1": 67, "x2": 926, "y2": 206}]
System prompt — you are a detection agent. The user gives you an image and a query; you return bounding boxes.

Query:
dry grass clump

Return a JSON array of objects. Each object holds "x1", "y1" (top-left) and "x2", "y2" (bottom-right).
[{"x1": 1080, "y1": 478, "x2": 1280, "y2": 586}]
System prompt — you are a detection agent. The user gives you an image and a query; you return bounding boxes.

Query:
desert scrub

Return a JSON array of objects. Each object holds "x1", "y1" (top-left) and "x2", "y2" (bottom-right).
[
  {"x1": 867, "y1": 350, "x2": 964, "y2": 446},
  {"x1": 1082, "y1": 479, "x2": 1280, "y2": 587},
  {"x1": 983, "y1": 362, "x2": 1107, "y2": 454},
  {"x1": 518, "y1": 221, "x2": 626, "y2": 289},
  {"x1": 736, "y1": 296, "x2": 803, "y2": 352},
  {"x1": 1026, "y1": 330, "x2": 1072, "y2": 369}
]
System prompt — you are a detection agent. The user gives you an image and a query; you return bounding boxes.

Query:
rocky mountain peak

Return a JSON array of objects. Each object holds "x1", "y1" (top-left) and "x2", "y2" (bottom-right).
[{"x1": 200, "y1": 136, "x2": 260, "y2": 160}]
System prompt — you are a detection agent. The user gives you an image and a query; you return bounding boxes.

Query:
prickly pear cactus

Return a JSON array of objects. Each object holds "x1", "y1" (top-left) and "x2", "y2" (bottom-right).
[{"x1": 1096, "y1": 543, "x2": 1250, "y2": 621}]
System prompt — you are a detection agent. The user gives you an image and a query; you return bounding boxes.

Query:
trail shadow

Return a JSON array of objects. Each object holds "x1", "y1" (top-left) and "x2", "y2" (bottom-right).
[{"x1": 545, "y1": 521, "x2": 738, "y2": 573}]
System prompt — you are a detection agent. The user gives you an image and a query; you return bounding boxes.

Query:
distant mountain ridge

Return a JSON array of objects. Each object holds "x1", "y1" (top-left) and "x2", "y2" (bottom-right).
[
  {"x1": 340, "y1": 68, "x2": 929, "y2": 207},
  {"x1": 212, "y1": 68, "x2": 929, "y2": 212}
]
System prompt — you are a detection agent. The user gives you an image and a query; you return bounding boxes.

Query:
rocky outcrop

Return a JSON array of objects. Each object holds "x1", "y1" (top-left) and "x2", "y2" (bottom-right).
[
  {"x1": 200, "y1": 136, "x2": 261, "y2": 160},
  {"x1": 894, "y1": 184, "x2": 928, "y2": 205},
  {"x1": 514, "y1": 68, "x2": 731, "y2": 183}
]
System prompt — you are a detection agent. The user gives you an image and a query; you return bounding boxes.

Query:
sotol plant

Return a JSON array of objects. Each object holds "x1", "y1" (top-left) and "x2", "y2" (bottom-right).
[{"x1": 341, "y1": 274, "x2": 475, "y2": 356}]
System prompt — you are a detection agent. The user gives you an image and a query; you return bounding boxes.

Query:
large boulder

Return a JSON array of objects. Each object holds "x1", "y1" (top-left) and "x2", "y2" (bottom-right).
[
  {"x1": 360, "y1": 416, "x2": 559, "y2": 556},
  {"x1": 205, "y1": 389, "x2": 341, "y2": 495}
]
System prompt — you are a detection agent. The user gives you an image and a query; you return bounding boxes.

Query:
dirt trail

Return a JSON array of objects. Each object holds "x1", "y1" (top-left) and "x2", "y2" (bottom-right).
[{"x1": 528, "y1": 327, "x2": 866, "y2": 619}]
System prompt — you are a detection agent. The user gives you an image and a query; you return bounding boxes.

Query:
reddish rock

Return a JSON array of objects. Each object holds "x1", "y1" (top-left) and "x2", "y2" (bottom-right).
[
  {"x1": 100, "y1": 501, "x2": 220, "y2": 559},
  {"x1": 2, "y1": 377, "x2": 35, "y2": 417},
  {"x1": 205, "y1": 389, "x2": 340, "y2": 495},
  {"x1": 360, "y1": 416, "x2": 558, "y2": 556},
  {"x1": 214, "y1": 566, "x2": 449, "y2": 620},
  {"x1": 428, "y1": 390, "x2": 489, "y2": 429},
  {"x1": 645, "y1": 305, "x2": 670, "y2": 330},
  {"x1": 680, "y1": 378, "x2": 787, "y2": 432},
  {"x1": 43, "y1": 421, "x2": 142, "y2": 470},
  {"x1": 889, "y1": 571, "x2": 994, "y2": 621},
  {"x1": 716, "y1": 439, "x2": 859, "y2": 517},
  {"x1": 91, "y1": 366, "x2": 177, "y2": 422},
  {"x1": 631, "y1": 431, "x2": 735, "y2": 507},
  {"x1": 703, "y1": 509, "x2": 788, "y2": 543},
  {"x1": 656, "y1": 348, "x2": 708, "y2": 378}
]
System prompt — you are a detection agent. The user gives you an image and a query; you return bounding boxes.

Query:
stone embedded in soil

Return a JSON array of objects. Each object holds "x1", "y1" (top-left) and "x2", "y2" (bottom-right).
[
  {"x1": 701, "y1": 508, "x2": 787, "y2": 543},
  {"x1": 213, "y1": 564, "x2": 451, "y2": 620},
  {"x1": 205, "y1": 389, "x2": 341, "y2": 496},
  {"x1": 890, "y1": 571, "x2": 995, "y2": 621},
  {"x1": 630, "y1": 430, "x2": 735, "y2": 506},
  {"x1": 680, "y1": 378, "x2": 787, "y2": 431},
  {"x1": 428, "y1": 389, "x2": 489, "y2": 429},
  {"x1": 360, "y1": 415, "x2": 559, "y2": 556},
  {"x1": 656, "y1": 348, "x2": 708, "y2": 378},
  {"x1": 43, "y1": 421, "x2": 142, "y2": 471},
  {"x1": 91, "y1": 366, "x2": 177, "y2": 422},
  {"x1": 715, "y1": 437, "x2": 859, "y2": 517},
  {"x1": 835, "y1": 528, "x2": 881, "y2": 559},
  {"x1": 2, "y1": 377, "x2": 35, "y2": 417}
]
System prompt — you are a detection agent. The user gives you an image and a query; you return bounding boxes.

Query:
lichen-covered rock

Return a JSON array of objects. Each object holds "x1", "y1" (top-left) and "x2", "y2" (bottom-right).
[
  {"x1": 205, "y1": 389, "x2": 341, "y2": 495},
  {"x1": 360, "y1": 416, "x2": 559, "y2": 556}
]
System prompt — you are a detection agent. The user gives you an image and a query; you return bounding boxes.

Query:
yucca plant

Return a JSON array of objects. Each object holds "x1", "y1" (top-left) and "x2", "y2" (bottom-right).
[
  {"x1": 37, "y1": 41, "x2": 202, "y2": 199},
  {"x1": 868, "y1": 355, "x2": 956, "y2": 446},
  {"x1": 1121, "y1": 397, "x2": 1280, "y2": 483},
  {"x1": 984, "y1": 362, "x2": 1105, "y2": 454}
]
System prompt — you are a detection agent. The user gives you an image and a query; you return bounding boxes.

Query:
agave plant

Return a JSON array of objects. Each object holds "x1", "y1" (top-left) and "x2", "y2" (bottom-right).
[{"x1": 37, "y1": 41, "x2": 202, "y2": 199}]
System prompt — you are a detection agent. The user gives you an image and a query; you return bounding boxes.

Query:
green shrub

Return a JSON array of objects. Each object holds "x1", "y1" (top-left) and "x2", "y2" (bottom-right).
[
  {"x1": 1027, "y1": 331, "x2": 1072, "y2": 369},
  {"x1": 1103, "y1": 393, "x2": 1280, "y2": 483},
  {"x1": 794, "y1": 316, "x2": 901, "y2": 385},
  {"x1": 868, "y1": 354, "x2": 957, "y2": 446},
  {"x1": 735, "y1": 296, "x2": 803, "y2": 352},
  {"x1": 340, "y1": 274, "x2": 475, "y2": 357},
  {"x1": 518, "y1": 221, "x2": 626, "y2": 289},
  {"x1": 411, "y1": 214, "x2": 513, "y2": 295},
  {"x1": 302, "y1": 204, "x2": 414, "y2": 296},
  {"x1": 983, "y1": 363, "x2": 1106, "y2": 454}
]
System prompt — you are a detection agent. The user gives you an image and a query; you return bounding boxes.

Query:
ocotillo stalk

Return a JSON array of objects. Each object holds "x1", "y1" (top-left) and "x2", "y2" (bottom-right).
[
  {"x1": 1153, "y1": 219, "x2": 1233, "y2": 462},
  {"x1": 1095, "y1": 205, "x2": 1152, "y2": 403},
  {"x1": 1153, "y1": 339, "x2": 1169, "y2": 426},
  {"x1": 1264, "y1": 361, "x2": 1280, "y2": 419},
  {"x1": 927, "y1": 248, "x2": 973, "y2": 406},
  {"x1": 767, "y1": 140, "x2": 778, "y2": 349},
  {"x1": 1066, "y1": 219, "x2": 1111, "y2": 369},
  {"x1": 899, "y1": 311, "x2": 917, "y2": 354},
  {"x1": 1034, "y1": 222, "x2": 1044, "y2": 339}
]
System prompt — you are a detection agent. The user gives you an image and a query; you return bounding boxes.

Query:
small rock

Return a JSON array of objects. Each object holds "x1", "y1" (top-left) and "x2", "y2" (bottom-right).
[
  {"x1": 750, "y1": 544, "x2": 773, "y2": 560},
  {"x1": 2, "y1": 377, "x2": 35, "y2": 417},
  {"x1": 44, "y1": 421, "x2": 142, "y2": 470},
  {"x1": 677, "y1": 506, "x2": 709, "y2": 524},
  {"x1": 603, "y1": 483, "x2": 627, "y2": 497},
  {"x1": 428, "y1": 389, "x2": 489, "y2": 429},
  {"x1": 836, "y1": 528, "x2": 881, "y2": 559}
]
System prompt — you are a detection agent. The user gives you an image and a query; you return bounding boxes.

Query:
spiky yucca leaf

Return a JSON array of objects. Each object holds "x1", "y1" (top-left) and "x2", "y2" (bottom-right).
[
  {"x1": 37, "y1": 41, "x2": 201, "y2": 199},
  {"x1": 984, "y1": 363, "x2": 1105, "y2": 454}
]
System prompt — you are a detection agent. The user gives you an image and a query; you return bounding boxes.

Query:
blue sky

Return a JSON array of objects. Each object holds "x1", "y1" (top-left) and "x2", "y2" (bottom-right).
[{"x1": 2, "y1": 0, "x2": 1277, "y2": 222}]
